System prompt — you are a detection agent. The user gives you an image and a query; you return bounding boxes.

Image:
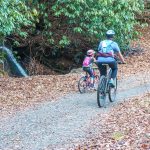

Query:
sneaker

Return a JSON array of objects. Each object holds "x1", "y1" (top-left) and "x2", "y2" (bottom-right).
[
  {"x1": 93, "y1": 85, "x2": 97, "y2": 91},
  {"x1": 109, "y1": 79, "x2": 115, "y2": 88},
  {"x1": 90, "y1": 84, "x2": 95, "y2": 90},
  {"x1": 90, "y1": 83, "x2": 94, "y2": 88},
  {"x1": 90, "y1": 87, "x2": 95, "y2": 90}
]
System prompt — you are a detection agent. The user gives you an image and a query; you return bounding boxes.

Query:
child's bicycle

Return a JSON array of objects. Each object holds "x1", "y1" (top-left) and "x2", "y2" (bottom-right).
[
  {"x1": 97, "y1": 62, "x2": 124, "y2": 107},
  {"x1": 78, "y1": 67, "x2": 99, "y2": 93}
]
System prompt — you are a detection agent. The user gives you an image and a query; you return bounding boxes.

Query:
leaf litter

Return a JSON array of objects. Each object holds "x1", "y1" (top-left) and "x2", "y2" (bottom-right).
[
  {"x1": 1, "y1": 27, "x2": 150, "y2": 117},
  {"x1": 0, "y1": 26, "x2": 150, "y2": 149},
  {"x1": 70, "y1": 93, "x2": 150, "y2": 150}
]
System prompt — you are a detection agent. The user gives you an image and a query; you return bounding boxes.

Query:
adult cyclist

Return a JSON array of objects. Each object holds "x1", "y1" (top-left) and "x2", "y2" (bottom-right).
[{"x1": 97, "y1": 30, "x2": 126, "y2": 87}]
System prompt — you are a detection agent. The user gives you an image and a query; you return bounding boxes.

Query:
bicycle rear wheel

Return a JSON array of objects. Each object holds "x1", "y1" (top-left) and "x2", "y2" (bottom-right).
[
  {"x1": 78, "y1": 76, "x2": 88, "y2": 93},
  {"x1": 108, "y1": 77, "x2": 117, "y2": 102},
  {"x1": 97, "y1": 75, "x2": 106, "y2": 107}
]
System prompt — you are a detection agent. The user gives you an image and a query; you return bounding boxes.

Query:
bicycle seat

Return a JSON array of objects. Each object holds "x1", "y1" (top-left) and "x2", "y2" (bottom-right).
[
  {"x1": 92, "y1": 67, "x2": 99, "y2": 69},
  {"x1": 102, "y1": 64, "x2": 109, "y2": 66}
]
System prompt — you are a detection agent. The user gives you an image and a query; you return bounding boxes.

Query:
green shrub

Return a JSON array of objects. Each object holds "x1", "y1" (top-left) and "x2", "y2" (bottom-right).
[
  {"x1": 30, "y1": 0, "x2": 144, "y2": 51},
  {"x1": 0, "y1": 0, "x2": 34, "y2": 43},
  {"x1": 0, "y1": 0, "x2": 145, "y2": 52}
]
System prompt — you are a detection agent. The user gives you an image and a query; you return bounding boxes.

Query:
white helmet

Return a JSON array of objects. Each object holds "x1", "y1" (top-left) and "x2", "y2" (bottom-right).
[
  {"x1": 106, "y1": 30, "x2": 115, "y2": 35},
  {"x1": 87, "y1": 49, "x2": 95, "y2": 56},
  {"x1": 106, "y1": 30, "x2": 115, "y2": 38}
]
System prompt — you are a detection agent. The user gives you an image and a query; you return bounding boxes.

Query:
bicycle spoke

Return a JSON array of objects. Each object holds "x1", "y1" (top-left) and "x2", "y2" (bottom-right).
[
  {"x1": 78, "y1": 76, "x2": 91, "y2": 93},
  {"x1": 97, "y1": 76, "x2": 106, "y2": 107},
  {"x1": 94, "y1": 75, "x2": 99, "y2": 90},
  {"x1": 109, "y1": 78, "x2": 117, "y2": 102}
]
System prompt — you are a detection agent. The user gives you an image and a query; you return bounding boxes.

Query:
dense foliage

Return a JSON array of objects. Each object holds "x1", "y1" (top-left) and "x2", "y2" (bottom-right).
[
  {"x1": 0, "y1": 0, "x2": 33, "y2": 73},
  {"x1": 0, "y1": 0, "x2": 145, "y2": 49},
  {"x1": 0, "y1": 0, "x2": 33, "y2": 43},
  {"x1": 0, "y1": 0, "x2": 146, "y2": 73},
  {"x1": 28, "y1": 0, "x2": 144, "y2": 51}
]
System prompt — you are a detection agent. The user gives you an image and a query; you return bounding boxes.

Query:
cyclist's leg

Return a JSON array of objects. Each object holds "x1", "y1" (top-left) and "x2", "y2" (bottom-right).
[
  {"x1": 83, "y1": 67, "x2": 93, "y2": 85},
  {"x1": 88, "y1": 68, "x2": 94, "y2": 87},
  {"x1": 108, "y1": 61, "x2": 118, "y2": 87},
  {"x1": 82, "y1": 67, "x2": 88, "y2": 81},
  {"x1": 83, "y1": 67, "x2": 88, "y2": 75},
  {"x1": 108, "y1": 61, "x2": 118, "y2": 79},
  {"x1": 97, "y1": 62, "x2": 107, "y2": 77}
]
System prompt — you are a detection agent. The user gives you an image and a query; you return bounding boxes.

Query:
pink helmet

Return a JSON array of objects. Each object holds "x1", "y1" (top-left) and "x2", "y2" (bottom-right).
[{"x1": 87, "y1": 49, "x2": 95, "y2": 56}]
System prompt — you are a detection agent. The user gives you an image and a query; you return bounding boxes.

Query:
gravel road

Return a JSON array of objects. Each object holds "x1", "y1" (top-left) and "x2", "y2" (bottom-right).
[{"x1": 0, "y1": 75, "x2": 150, "y2": 150}]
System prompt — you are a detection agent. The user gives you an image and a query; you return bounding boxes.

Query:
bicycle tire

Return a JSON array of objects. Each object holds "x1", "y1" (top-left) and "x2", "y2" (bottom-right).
[
  {"x1": 97, "y1": 75, "x2": 106, "y2": 107},
  {"x1": 78, "y1": 76, "x2": 88, "y2": 93},
  {"x1": 108, "y1": 77, "x2": 117, "y2": 102},
  {"x1": 94, "y1": 75, "x2": 99, "y2": 90},
  {"x1": 108, "y1": 68, "x2": 112, "y2": 80}
]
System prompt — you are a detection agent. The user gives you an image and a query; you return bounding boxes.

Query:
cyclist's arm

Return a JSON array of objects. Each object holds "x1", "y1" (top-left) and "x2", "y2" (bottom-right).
[
  {"x1": 116, "y1": 51, "x2": 126, "y2": 64},
  {"x1": 112, "y1": 42, "x2": 126, "y2": 64},
  {"x1": 93, "y1": 57, "x2": 96, "y2": 62}
]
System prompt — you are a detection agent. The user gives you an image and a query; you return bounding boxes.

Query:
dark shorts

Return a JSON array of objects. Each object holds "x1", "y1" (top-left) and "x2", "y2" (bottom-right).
[
  {"x1": 97, "y1": 60, "x2": 118, "y2": 78},
  {"x1": 83, "y1": 67, "x2": 94, "y2": 78}
]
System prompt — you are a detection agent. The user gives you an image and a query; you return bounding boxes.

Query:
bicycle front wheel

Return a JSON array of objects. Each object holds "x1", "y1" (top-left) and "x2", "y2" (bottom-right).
[
  {"x1": 94, "y1": 75, "x2": 99, "y2": 90},
  {"x1": 97, "y1": 75, "x2": 106, "y2": 107},
  {"x1": 78, "y1": 76, "x2": 88, "y2": 93},
  {"x1": 108, "y1": 77, "x2": 117, "y2": 102}
]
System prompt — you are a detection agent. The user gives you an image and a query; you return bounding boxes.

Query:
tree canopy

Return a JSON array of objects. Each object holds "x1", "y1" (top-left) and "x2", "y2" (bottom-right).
[
  {"x1": 27, "y1": 0, "x2": 144, "y2": 50},
  {"x1": 0, "y1": 0, "x2": 146, "y2": 71},
  {"x1": 0, "y1": 0, "x2": 34, "y2": 43}
]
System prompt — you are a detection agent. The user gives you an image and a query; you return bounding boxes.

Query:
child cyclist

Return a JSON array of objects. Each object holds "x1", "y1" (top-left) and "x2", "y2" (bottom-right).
[{"x1": 82, "y1": 49, "x2": 96, "y2": 89}]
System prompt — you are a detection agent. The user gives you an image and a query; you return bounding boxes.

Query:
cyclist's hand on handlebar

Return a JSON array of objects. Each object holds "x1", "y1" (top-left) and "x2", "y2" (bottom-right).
[
  {"x1": 93, "y1": 57, "x2": 96, "y2": 62},
  {"x1": 117, "y1": 60, "x2": 126, "y2": 64},
  {"x1": 122, "y1": 60, "x2": 126, "y2": 64},
  {"x1": 120, "y1": 62, "x2": 126, "y2": 64}
]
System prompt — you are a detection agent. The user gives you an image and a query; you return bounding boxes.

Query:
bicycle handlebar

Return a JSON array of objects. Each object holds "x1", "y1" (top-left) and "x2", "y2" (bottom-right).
[{"x1": 117, "y1": 61, "x2": 126, "y2": 64}]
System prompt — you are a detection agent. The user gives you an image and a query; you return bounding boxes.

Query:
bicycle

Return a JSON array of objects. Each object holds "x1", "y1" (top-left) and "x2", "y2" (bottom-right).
[
  {"x1": 78, "y1": 67, "x2": 99, "y2": 93},
  {"x1": 97, "y1": 63, "x2": 119, "y2": 108}
]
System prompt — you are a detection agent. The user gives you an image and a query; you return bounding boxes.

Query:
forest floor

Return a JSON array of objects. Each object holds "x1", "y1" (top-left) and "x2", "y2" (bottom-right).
[
  {"x1": 0, "y1": 26, "x2": 150, "y2": 150},
  {"x1": 0, "y1": 26, "x2": 150, "y2": 118}
]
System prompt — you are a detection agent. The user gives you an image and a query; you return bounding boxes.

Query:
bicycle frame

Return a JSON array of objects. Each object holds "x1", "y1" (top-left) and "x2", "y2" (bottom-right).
[
  {"x1": 97, "y1": 60, "x2": 125, "y2": 107},
  {"x1": 102, "y1": 64, "x2": 112, "y2": 93},
  {"x1": 85, "y1": 67, "x2": 99, "y2": 87},
  {"x1": 78, "y1": 67, "x2": 99, "y2": 93},
  {"x1": 97, "y1": 63, "x2": 117, "y2": 107}
]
